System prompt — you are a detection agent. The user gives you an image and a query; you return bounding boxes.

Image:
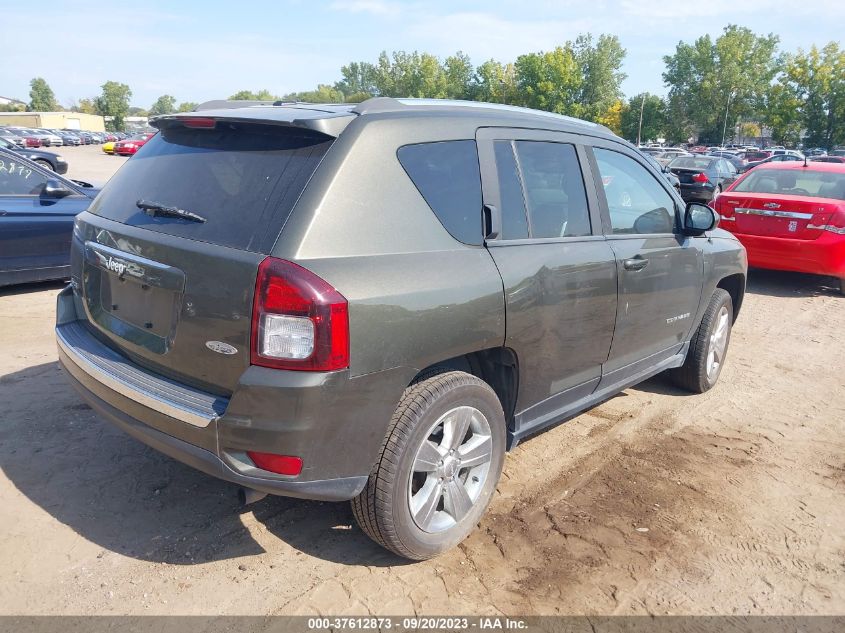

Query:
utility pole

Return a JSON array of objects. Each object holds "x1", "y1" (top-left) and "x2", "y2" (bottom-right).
[
  {"x1": 636, "y1": 94, "x2": 646, "y2": 146},
  {"x1": 721, "y1": 90, "x2": 734, "y2": 147}
]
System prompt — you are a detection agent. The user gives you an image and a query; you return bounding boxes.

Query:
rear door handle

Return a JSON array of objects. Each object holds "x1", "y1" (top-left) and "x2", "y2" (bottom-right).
[{"x1": 623, "y1": 256, "x2": 649, "y2": 271}]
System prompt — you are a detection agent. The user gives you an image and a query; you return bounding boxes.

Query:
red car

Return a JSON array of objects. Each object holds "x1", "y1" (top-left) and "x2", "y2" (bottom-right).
[
  {"x1": 714, "y1": 162, "x2": 845, "y2": 293},
  {"x1": 113, "y1": 132, "x2": 155, "y2": 156}
]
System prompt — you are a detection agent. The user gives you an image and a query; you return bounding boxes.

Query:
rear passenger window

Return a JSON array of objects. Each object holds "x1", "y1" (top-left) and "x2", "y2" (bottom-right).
[
  {"x1": 397, "y1": 140, "x2": 482, "y2": 245},
  {"x1": 514, "y1": 141, "x2": 591, "y2": 238},
  {"x1": 493, "y1": 141, "x2": 529, "y2": 240}
]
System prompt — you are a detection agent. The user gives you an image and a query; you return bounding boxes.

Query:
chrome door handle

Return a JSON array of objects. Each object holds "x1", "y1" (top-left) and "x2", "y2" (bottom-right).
[{"x1": 623, "y1": 256, "x2": 649, "y2": 271}]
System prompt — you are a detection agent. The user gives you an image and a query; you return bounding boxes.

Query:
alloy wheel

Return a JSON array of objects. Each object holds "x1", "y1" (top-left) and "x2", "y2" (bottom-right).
[{"x1": 408, "y1": 405, "x2": 493, "y2": 533}]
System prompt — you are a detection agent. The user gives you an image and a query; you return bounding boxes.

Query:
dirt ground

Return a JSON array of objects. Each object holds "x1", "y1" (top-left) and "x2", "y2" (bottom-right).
[
  {"x1": 55, "y1": 143, "x2": 128, "y2": 185},
  {"x1": 1, "y1": 146, "x2": 844, "y2": 615}
]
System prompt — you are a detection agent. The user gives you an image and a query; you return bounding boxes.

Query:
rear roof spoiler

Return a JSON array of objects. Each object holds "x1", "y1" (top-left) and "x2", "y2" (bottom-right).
[{"x1": 151, "y1": 102, "x2": 358, "y2": 138}]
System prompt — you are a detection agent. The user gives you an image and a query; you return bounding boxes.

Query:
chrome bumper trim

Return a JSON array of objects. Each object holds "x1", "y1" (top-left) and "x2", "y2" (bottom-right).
[
  {"x1": 735, "y1": 208, "x2": 814, "y2": 220},
  {"x1": 57, "y1": 323, "x2": 224, "y2": 428}
]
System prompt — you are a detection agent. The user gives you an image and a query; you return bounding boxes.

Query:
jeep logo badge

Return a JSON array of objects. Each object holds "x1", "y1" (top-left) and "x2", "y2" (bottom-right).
[
  {"x1": 105, "y1": 257, "x2": 126, "y2": 276},
  {"x1": 206, "y1": 341, "x2": 238, "y2": 355}
]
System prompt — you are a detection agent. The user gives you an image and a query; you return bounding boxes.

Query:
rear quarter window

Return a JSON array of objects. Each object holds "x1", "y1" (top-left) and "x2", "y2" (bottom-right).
[
  {"x1": 87, "y1": 122, "x2": 334, "y2": 253},
  {"x1": 397, "y1": 140, "x2": 483, "y2": 246}
]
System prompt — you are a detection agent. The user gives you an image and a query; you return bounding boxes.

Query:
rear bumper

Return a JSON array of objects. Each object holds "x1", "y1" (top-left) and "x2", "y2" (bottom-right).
[
  {"x1": 54, "y1": 285, "x2": 405, "y2": 501},
  {"x1": 679, "y1": 183, "x2": 716, "y2": 202},
  {"x1": 729, "y1": 230, "x2": 845, "y2": 278}
]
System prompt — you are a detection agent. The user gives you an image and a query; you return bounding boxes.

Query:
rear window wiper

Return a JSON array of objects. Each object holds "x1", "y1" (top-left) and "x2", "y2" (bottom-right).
[{"x1": 136, "y1": 199, "x2": 207, "y2": 223}]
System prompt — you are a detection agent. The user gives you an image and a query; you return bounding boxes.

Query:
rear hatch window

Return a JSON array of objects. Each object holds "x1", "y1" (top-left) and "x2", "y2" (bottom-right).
[{"x1": 87, "y1": 121, "x2": 334, "y2": 253}]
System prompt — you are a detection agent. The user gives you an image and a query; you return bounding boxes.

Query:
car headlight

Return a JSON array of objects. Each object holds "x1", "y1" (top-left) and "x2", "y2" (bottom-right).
[{"x1": 126, "y1": 143, "x2": 136, "y2": 148}]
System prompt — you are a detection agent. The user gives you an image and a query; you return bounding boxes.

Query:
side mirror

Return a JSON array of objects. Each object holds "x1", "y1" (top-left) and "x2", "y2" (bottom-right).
[
  {"x1": 43, "y1": 179, "x2": 73, "y2": 199},
  {"x1": 684, "y1": 202, "x2": 718, "y2": 235}
]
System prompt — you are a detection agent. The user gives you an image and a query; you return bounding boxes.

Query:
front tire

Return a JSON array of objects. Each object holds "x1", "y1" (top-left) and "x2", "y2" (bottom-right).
[
  {"x1": 669, "y1": 289, "x2": 733, "y2": 393},
  {"x1": 352, "y1": 371, "x2": 506, "y2": 560},
  {"x1": 34, "y1": 159, "x2": 54, "y2": 171}
]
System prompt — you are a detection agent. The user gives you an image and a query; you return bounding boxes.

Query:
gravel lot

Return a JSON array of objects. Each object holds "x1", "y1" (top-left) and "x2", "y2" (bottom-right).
[
  {"x1": 0, "y1": 147, "x2": 843, "y2": 615},
  {"x1": 59, "y1": 142, "x2": 128, "y2": 185}
]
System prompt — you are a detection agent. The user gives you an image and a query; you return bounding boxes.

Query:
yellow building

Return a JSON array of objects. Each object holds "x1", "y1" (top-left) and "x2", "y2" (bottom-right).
[{"x1": 0, "y1": 111, "x2": 105, "y2": 131}]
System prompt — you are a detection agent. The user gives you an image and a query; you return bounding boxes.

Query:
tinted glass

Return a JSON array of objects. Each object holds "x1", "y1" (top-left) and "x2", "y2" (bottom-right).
[
  {"x1": 0, "y1": 154, "x2": 48, "y2": 195},
  {"x1": 398, "y1": 140, "x2": 482, "y2": 245},
  {"x1": 669, "y1": 156, "x2": 716, "y2": 170},
  {"x1": 88, "y1": 122, "x2": 333, "y2": 252},
  {"x1": 514, "y1": 141, "x2": 591, "y2": 238},
  {"x1": 594, "y1": 148, "x2": 676, "y2": 235},
  {"x1": 733, "y1": 168, "x2": 845, "y2": 200},
  {"x1": 493, "y1": 141, "x2": 529, "y2": 240}
]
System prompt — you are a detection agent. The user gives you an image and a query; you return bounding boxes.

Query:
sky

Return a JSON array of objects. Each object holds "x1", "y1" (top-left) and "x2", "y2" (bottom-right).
[{"x1": 1, "y1": 0, "x2": 843, "y2": 109}]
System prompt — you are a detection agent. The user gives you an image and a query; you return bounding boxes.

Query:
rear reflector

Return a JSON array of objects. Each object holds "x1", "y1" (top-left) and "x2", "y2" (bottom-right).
[{"x1": 247, "y1": 452, "x2": 303, "y2": 476}]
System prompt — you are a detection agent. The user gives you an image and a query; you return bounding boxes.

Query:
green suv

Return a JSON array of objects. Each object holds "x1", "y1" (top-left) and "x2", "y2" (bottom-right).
[{"x1": 56, "y1": 98, "x2": 747, "y2": 559}]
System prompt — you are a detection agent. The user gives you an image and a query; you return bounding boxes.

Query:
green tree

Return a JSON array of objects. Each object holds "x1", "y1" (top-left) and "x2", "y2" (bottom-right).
[
  {"x1": 513, "y1": 45, "x2": 582, "y2": 114},
  {"x1": 178, "y1": 101, "x2": 198, "y2": 112},
  {"x1": 128, "y1": 106, "x2": 149, "y2": 117},
  {"x1": 228, "y1": 89, "x2": 279, "y2": 101},
  {"x1": 764, "y1": 82, "x2": 803, "y2": 146},
  {"x1": 663, "y1": 26, "x2": 780, "y2": 144},
  {"x1": 770, "y1": 43, "x2": 845, "y2": 149},
  {"x1": 149, "y1": 94, "x2": 176, "y2": 116},
  {"x1": 472, "y1": 59, "x2": 517, "y2": 104},
  {"x1": 370, "y1": 50, "x2": 449, "y2": 98},
  {"x1": 342, "y1": 91, "x2": 372, "y2": 103},
  {"x1": 335, "y1": 61, "x2": 379, "y2": 97},
  {"x1": 620, "y1": 93, "x2": 667, "y2": 143},
  {"x1": 443, "y1": 52, "x2": 474, "y2": 99},
  {"x1": 574, "y1": 34, "x2": 627, "y2": 122},
  {"x1": 95, "y1": 81, "x2": 132, "y2": 131},
  {"x1": 71, "y1": 97, "x2": 98, "y2": 115},
  {"x1": 283, "y1": 84, "x2": 345, "y2": 103},
  {"x1": 29, "y1": 77, "x2": 58, "y2": 111}
]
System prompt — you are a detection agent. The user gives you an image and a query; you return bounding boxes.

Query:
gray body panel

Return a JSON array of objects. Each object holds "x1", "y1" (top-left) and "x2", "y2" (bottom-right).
[{"x1": 57, "y1": 98, "x2": 747, "y2": 500}]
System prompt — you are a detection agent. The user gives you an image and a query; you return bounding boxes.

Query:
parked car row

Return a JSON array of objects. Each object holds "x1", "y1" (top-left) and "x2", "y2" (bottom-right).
[
  {"x1": 0, "y1": 126, "x2": 138, "y2": 149},
  {"x1": 0, "y1": 137, "x2": 68, "y2": 173},
  {"x1": 103, "y1": 132, "x2": 156, "y2": 156}
]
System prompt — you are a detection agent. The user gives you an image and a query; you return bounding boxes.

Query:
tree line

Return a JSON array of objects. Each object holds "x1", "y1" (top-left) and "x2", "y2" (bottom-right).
[{"x1": 16, "y1": 25, "x2": 845, "y2": 147}]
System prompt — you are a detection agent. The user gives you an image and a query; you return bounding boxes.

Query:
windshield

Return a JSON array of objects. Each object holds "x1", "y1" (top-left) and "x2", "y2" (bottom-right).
[
  {"x1": 670, "y1": 156, "x2": 715, "y2": 170},
  {"x1": 733, "y1": 168, "x2": 845, "y2": 200}
]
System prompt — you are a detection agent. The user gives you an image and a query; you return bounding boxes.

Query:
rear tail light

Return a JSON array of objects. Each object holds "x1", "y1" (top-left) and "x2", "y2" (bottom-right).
[
  {"x1": 692, "y1": 172, "x2": 710, "y2": 183},
  {"x1": 250, "y1": 257, "x2": 349, "y2": 371},
  {"x1": 247, "y1": 452, "x2": 303, "y2": 476},
  {"x1": 809, "y1": 210, "x2": 845, "y2": 235},
  {"x1": 716, "y1": 197, "x2": 736, "y2": 221}
]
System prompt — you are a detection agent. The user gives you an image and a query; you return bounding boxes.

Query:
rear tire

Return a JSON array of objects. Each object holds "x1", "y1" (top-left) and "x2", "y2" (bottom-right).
[
  {"x1": 352, "y1": 371, "x2": 506, "y2": 560},
  {"x1": 669, "y1": 289, "x2": 733, "y2": 393},
  {"x1": 839, "y1": 278, "x2": 845, "y2": 296}
]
